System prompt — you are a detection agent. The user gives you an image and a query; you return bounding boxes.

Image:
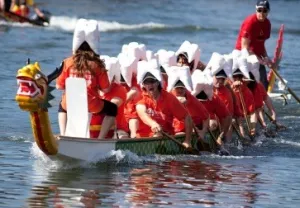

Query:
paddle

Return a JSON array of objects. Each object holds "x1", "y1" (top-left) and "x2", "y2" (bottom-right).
[
  {"x1": 208, "y1": 130, "x2": 230, "y2": 156},
  {"x1": 232, "y1": 119, "x2": 251, "y2": 146},
  {"x1": 264, "y1": 110, "x2": 287, "y2": 131},
  {"x1": 161, "y1": 131, "x2": 199, "y2": 155},
  {"x1": 238, "y1": 87, "x2": 255, "y2": 141},
  {"x1": 267, "y1": 24, "x2": 284, "y2": 93},
  {"x1": 268, "y1": 66, "x2": 300, "y2": 104}
]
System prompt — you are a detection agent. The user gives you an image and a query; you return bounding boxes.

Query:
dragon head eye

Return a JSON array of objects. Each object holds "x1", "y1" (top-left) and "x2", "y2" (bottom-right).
[{"x1": 34, "y1": 73, "x2": 42, "y2": 80}]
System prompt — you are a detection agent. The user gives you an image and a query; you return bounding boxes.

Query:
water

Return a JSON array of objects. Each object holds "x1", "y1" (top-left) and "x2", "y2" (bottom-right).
[{"x1": 1, "y1": 0, "x2": 300, "y2": 207}]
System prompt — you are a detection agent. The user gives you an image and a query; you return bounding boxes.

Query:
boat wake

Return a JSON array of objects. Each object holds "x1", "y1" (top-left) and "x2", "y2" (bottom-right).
[
  {"x1": 0, "y1": 20, "x2": 33, "y2": 28},
  {"x1": 48, "y1": 16, "x2": 167, "y2": 33},
  {"x1": 273, "y1": 138, "x2": 300, "y2": 148}
]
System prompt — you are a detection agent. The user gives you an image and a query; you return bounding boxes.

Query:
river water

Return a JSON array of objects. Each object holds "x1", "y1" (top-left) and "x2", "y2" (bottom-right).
[{"x1": 1, "y1": 0, "x2": 300, "y2": 207}]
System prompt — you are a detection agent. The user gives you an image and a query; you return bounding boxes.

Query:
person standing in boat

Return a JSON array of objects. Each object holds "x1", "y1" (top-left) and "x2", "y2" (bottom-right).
[
  {"x1": 135, "y1": 60, "x2": 193, "y2": 149},
  {"x1": 56, "y1": 19, "x2": 117, "y2": 139},
  {"x1": 167, "y1": 65, "x2": 209, "y2": 142},
  {"x1": 235, "y1": 0, "x2": 273, "y2": 90}
]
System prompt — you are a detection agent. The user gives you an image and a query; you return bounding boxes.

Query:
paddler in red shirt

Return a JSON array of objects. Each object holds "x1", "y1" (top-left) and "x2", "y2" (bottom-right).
[
  {"x1": 235, "y1": 0, "x2": 273, "y2": 90},
  {"x1": 231, "y1": 55, "x2": 257, "y2": 137},
  {"x1": 191, "y1": 69, "x2": 232, "y2": 149},
  {"x1": 167, "y1": 66, "x2": 209, "y2": 142},
  {"x1": 90, "y1": 56, "x2": 129, "y2": 139},
  {"x1": 118, "y1": 43, "x2": 144, "y2": 138},
  {"x1": 135, "y1": 60, "x2": 193, "y2": 149},
  {"x1": 56, "y1": 19, "x2": 117, "y2": 139},
  {"x1": 246, "y1": 55, "x2": 286, "y2": 131},
  {"x1": 209, "y1": 53, "x2": 236, "y2": 143}
]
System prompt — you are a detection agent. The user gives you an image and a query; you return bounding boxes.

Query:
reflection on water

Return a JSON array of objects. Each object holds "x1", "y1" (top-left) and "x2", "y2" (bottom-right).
[{"x1": 25, "y1": 160, "x2": 264, "y2": 208}]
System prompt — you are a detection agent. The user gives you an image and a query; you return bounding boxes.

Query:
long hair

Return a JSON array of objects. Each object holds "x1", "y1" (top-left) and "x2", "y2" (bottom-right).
[{"x1": 73, "y1": 41, "x2": 106, "y2": 77}]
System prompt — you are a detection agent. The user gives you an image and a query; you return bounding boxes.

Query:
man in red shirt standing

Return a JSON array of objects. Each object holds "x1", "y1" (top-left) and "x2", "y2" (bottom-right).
[{"x1": 235, "y1": 0, "x2": 272, "y2": 90}]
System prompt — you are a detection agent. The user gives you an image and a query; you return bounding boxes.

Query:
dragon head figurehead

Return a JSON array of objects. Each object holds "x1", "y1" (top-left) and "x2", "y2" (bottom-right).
[{"x1": 15, "y1": 62, "x2": 56, "y2": 111}]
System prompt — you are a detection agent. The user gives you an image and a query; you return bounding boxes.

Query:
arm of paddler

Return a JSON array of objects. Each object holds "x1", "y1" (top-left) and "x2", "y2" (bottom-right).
[
  {"x1": 197, "y1": 118, "x2": 209, "y2": 141},
  {"x1": 257, "y1": 108, "x2": 267, "y2": 128},
  {"x1": 249, "y1": 112, "x2": 257, "y2": 136},
  {"x1": 264, "y1": 95, "x2": 277, "y2": 121},
  {"x1": 183, "y1": 115, "x2": 193, "y2": 148},
  {"x1": 219, "y1": 115, "x2": 232, "y2": 138},
  {"x1": 136, "y1": 104, "x2": 161, "y2": 133},
  {"x1": 126, "y1": 87, "x2": 138, "y2": 102}
]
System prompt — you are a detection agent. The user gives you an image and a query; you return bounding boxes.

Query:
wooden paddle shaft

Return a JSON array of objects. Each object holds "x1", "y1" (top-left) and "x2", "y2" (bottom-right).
[
  {"x1": 238, "y1": 88, "x2": 252, "y2": 134},
  {"x1": 270, "y1": 67, "x2": 300, "y2": 103}
]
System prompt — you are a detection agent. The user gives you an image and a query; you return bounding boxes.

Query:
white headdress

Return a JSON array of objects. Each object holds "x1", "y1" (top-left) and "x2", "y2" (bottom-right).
[
  {"x1": 232, "y1": 56, "x2": 250, "y2": 79},
  {"x1": 176, "y1": 40, "x2": 201, "y2": 71},
  {"x1": 104, "y1": 57, "x2": 121, "y2": 84},
  {"x1": 72, "y1": 19, "x2": 100, "y2": 54},
  {"x1": 247, "y1": 55, "x2": 260, "y2": 82},
  {"x1": 137, "y1": 59, "x2": 162, "y2": 85},
  {"x1": 118, "y1": 53, "x2": 138, "y2": 87},
  {"x1": 156, "y1": 49, "x2": 177, "y2": 74},
  {"x1": 207, "y1": 52, "x2": 225, "y2": 75},
  {"x1": 191, "y1": 68, "x2": 214, "y2": 100},
  {"x1": 167, "y1": 66, "x2": 193, "y2": 92}
]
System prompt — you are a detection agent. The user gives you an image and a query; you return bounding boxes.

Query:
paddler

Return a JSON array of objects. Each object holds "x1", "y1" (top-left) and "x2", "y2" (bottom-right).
[
  {"x1": 210, "y1": 53, "x2": 236, "y2": 143},
  {"x1": 235, "y1": 0, "x2": 273, "y2": 90},
  {"x1": 246, "y1": 55, "x2": 286, "y2": 131},
  {"x1": 231, "y1": 55, "x2": 257, "y2": 138},
  {"x1": 90, "y1": 56, "x2": 129, "y2": 139},
  {"x1": 167, "y1": 65, "x2": 209, "y2": 142},
  {"x1": 135, "y1": 59, "x2": 193, "y2": 149},
  {"x1": 191, "y1": 68, "x2": 232, "y2": 151},
  {"x1": 118, "y1": 43, "x2": 142, "y2": 138},
  {"x1": 56, "y1": 19, "x2": 117, "y2": 139}
]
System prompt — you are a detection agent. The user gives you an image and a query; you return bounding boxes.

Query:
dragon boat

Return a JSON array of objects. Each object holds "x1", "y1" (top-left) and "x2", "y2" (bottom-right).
[
  {"x1": 15, "y1": 62, "x2": 219, "y2": 161},
  {"x1": 0, "y1": 10, "x2": 50, "y2": 27},
  {"x1": 15, "y1": 60, "x2": 291, "y2": 161}
]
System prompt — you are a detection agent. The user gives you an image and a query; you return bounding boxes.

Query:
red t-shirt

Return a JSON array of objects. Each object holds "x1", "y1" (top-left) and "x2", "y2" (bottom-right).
[
  {"x1": 214, "y1": 85, "x2": 234, "y2": 116},
  {"x1": 122, "y1": 75, "x2": 142, "y2": 121},
  {"x1": 172, "y1": 91, "x2": 209, "y2": 133},
  {"x1": 89, "y1": 83, "x2": 128, "y2": 138},
  {"x1": 102, "y1": 83, "x2": 128, "y2": 131},
  {"x1": 200, "y1": 95, "x2": 230, "y2": 120},
  {"x1": 162, "y1": 73, "x2": 168, "y2": 90},
  {"x1": 136, "y1": 90, "x2": 188, "y2": 137},
  {"x1": 232, "y1": 83, "x2": 256, "y2": 115},
  {"x1": 235, "y1": 14, "x2": 271, "y2": 57},
  {"x1": 56, "y1": 56, "x2": 110, "y2": 113},
  {"x1": 251, "y1": 82, "x2": 268, "y2": 109}
]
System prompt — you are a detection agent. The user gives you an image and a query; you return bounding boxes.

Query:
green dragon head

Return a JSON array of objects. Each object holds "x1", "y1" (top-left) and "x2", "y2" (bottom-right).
[{"x1": 15, "y1": 62, "x2": 55, "y2": 111}]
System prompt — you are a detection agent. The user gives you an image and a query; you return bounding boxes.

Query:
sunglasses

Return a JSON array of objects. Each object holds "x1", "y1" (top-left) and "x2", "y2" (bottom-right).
[{"x1": 257, "y1": 8, "x2": 268, "y2": 13}]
